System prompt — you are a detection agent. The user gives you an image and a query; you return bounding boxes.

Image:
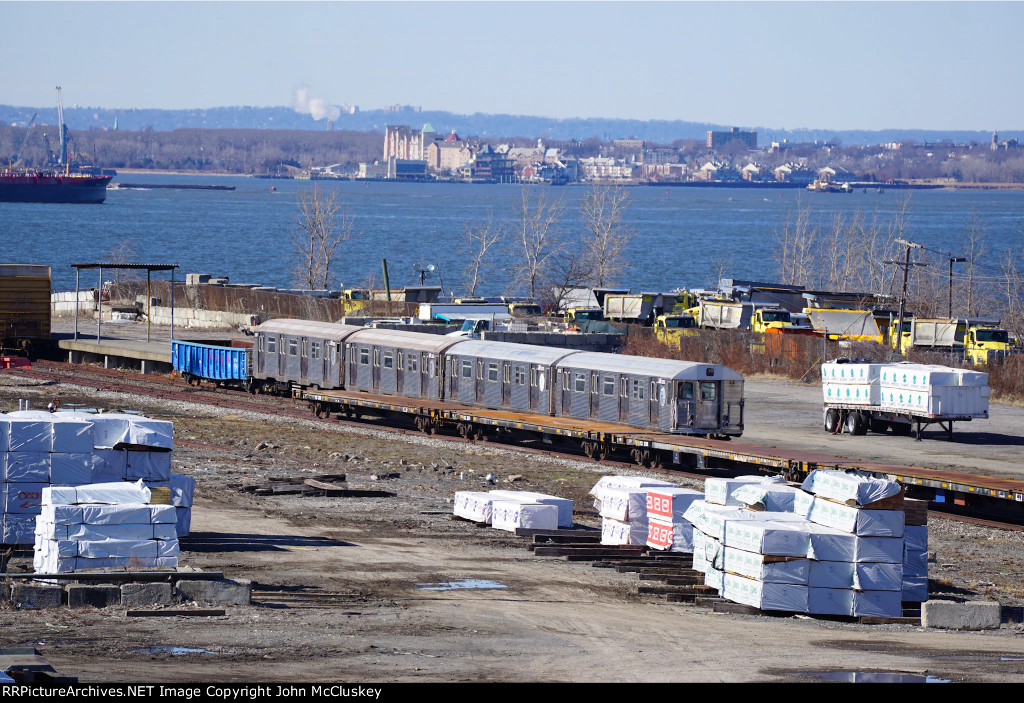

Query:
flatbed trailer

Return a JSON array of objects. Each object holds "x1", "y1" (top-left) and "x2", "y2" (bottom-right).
[
  {"x1": 295, "y1": 387, "x2": 1024, "y2": 520},
  {"x1": 822, "y1": 402, "x2": 975, "y2": 441}
]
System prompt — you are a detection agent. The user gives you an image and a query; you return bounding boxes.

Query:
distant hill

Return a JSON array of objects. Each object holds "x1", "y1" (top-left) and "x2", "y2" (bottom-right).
[{"x1": 0, "y1": 103, "x2": 1020, "y2": 147}]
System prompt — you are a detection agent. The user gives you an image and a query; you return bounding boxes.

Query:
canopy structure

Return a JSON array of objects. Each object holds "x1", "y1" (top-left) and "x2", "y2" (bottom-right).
[{"x1": 70, "y1": 263, "x2": 179, "y2": 343}]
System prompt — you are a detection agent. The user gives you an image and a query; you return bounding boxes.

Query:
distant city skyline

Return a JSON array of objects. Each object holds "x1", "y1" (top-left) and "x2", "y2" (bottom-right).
[{"x1": 3, "y1": 1, "x2": 1023, "y2": 132}]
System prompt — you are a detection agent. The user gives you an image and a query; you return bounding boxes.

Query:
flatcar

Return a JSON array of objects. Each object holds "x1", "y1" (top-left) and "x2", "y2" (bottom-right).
[{"x1": 247, "y1": 320, "x2": 745, "y2": 437}]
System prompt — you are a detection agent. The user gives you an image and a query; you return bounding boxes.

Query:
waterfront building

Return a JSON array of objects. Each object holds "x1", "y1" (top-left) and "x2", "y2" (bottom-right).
[{"x1": 707, "y1": 127, "x2": 758, "y2": 151}]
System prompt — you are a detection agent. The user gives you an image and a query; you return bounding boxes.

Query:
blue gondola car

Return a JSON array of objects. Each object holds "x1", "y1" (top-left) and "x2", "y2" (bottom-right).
[{"x1": 171, "y1": 340, "x2": 251, "y2": 390}]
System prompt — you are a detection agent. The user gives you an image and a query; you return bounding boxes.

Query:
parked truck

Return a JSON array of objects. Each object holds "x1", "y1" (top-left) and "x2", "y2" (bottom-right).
[
  {"x1": 892, "y1": 317, "x2": 1012, "y2": 365},
  {"x1": 603, "y1": 291, "x2": 697, "y2": 326},
  {"x1": 803, "y1": 308, "x2": 885, "y2": 344},
  {"x1": 820, "y1": 358, "x2": 990, "y2": 440},
  {"x1": 653, "y1": 313, "x2": 699, "y2": 349},
  {"x1": 694, "y1": 299, "x2": 801, "y2": 335}
]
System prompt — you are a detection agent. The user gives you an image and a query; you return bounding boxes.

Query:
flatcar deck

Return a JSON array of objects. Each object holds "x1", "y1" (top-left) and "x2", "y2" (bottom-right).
[{"x1": 297, "y1": 387, "x2": 1024, "y2": 513}]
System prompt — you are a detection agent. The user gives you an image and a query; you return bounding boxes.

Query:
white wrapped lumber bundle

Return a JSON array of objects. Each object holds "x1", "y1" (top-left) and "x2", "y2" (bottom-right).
[
  {"x1": 822, "y1": 383, "x2": 880, "y2": 406},
  {"x1": 801, "y1": 469, "x2": 903, "y2": 508},
  {"x1": 820, "y1": 361, "x2": 885, "y2": 386},
  {"x1": 589, "y1": 475, "x2": 678, "y2": 511},
  {"x1": 490, "y1": 500, "x2": 558, "y2": 533},
  {"x1": 489, "y1": 490, "x2": 573, "y2": 527},
  {"x1": 453, "y1": 491, "x2": 497, "y2": 523},
  {"x1": 728, "y1": 477, "x2": 805, "y2": 513},
  {"x1": 601, "y1": 517, "x2": 647, "y2": 545},
  {"x1": 703, "y1": 476, "x2": 764, "y2": 506},
  {"x1": 33, "y1": 480, "x2": 178, "y2": 573}
]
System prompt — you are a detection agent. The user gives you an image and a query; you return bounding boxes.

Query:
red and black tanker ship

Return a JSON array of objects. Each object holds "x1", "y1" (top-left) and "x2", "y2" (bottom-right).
[{"x1": 0, "y1": 170, "x2": 112, "y2": 204}]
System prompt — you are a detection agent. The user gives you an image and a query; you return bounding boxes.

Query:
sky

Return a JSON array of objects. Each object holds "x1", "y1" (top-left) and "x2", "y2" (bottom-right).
[{"x1": 2, "y1": 0, "x2": 1022, "y2": 132}]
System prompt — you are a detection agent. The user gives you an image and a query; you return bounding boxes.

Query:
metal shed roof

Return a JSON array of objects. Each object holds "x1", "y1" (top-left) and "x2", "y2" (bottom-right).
[{"x1": 555, "y1": 351, "x2": 744, "y2": 382}]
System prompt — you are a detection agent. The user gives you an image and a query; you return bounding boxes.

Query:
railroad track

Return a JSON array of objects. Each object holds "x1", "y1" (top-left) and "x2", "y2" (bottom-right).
[{"x1": 8, "y1": 360, "x2": 1024, "y2": 530}]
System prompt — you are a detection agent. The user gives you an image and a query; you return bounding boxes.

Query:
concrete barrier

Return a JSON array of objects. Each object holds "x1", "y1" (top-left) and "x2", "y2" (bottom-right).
[
  {"x1": 922, "y1": 600, "x2": 1001, "y2": 629},
  {"x1": 67, "y1": 584, "x2": 121, "y2": 609},
  {"x1": 175, "y1": 578, "x2": 252, "y2": 606},
  {"x1": 10, "y1": 583, "x2": 63, "y2": 609},
  {"x1": 121, "y1": 582, "x2": 174, "y2": 608},
  {"x1": 146, "y1": 306, "x2": 259, "y2": 330}
]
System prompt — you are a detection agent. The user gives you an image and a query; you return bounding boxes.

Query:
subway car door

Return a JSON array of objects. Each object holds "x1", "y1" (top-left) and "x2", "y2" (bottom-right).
[
  {"x1": 501, "y1": 362, "x2": 511, "y2": 406},
  {"x1": 695, "y1": 380, "x2": 721, "y2": 430},
  {"x1": 589, "y1": 372, "x2": 600, "y2": 419},
  {"x1": 649, "y1": 379, "x2": 664, "y2": 427},
  {"x1": 618, "y1": 376, "x2": 629, "y2": 423}
]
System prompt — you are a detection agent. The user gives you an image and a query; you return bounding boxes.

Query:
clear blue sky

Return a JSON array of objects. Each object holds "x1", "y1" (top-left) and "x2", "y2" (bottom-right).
[{"x1": 3, "y1": 1, "x2": 1022, "y2": 131}]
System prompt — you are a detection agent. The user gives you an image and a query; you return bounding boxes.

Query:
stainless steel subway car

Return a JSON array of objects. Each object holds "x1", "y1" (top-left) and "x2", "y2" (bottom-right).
[
  {"x1": 252, "y1": 319, "x2": 363, "y2": 394},
  {"x1": 252, "y1": 321, "x2": 744, "y2": 436}
]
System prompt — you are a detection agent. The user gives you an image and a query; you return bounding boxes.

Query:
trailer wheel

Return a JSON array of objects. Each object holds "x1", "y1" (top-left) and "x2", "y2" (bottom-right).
[
  {"x1": 824, "y1": 409, "x2": 841, "y2": 433},
  {"x1": 845, "y1": 411, "x2": 866, "y2": 436}
]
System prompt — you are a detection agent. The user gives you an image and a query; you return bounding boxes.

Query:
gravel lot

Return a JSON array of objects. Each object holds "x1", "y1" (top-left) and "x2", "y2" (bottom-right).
[{"x1": 2, "y1": 362, "x2": 1024, "y2": 683}]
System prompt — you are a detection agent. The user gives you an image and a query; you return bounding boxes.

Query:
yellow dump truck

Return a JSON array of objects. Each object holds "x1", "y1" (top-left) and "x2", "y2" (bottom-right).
[
  {"x1": 654, "y1": 314, "x2": 699, "y2": 349},
  {"x1": 803, "y1": 308, "x2": 884, "y2": 344},
  {"x1": 892, "y1": 317, "x2": 1012, "y2": 365}
]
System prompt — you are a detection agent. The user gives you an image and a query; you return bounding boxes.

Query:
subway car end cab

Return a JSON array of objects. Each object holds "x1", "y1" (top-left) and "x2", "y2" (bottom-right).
[{"x1": 552, "y1": 352, "x2": 744, "y2": 436}]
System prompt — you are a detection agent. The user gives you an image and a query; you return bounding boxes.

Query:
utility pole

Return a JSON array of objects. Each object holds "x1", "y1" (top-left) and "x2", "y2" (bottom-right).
[
  {"x1": 948, "y1": 255, "x2": 966, "y2": 318},
  {"x1": 885, "y1": 239, "x2": 927, "y2": 356}
]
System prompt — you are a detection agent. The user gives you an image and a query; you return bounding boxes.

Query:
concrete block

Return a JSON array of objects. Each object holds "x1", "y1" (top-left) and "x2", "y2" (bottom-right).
[
  {"x1": 176, "y1": 578, "x2": 252, "y2": 606},
  {"x1": 10, "y1": 583, "x2": 63, "y2": 609},
  {"x1": 67, "y1": 584, "x2": 121, "y2": 609},
  {"x1": 121, "y1": 582, "x2": 174, "y2": 608},
  {"x1": 922, "y1": 600, "x2": 1001, "y2": 630}
]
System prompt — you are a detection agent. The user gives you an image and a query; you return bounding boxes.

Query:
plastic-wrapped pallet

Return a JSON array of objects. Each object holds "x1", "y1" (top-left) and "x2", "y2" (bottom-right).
[
  {"x1": 597, "y1": 487, "x2": 650, "y2": 522},
  {"x1": 601, "y1": 517, "x2": 646, "y2": 545},
  {"x1": 723, "y1": 546, "x2": 808, "y2": 585},
  {"x1": 33, "y1": 480, "x2": 178, "y2": 574},
  {"x1": 488, "y1": 490, "x2": 573, "y2": 527},
  {"x1": 902, "y1": 501, "x2": 929, "y2": 602},
  {"x1": 491, "y1": 500, "x2": 558, "y2": 533},
  {"x1": 646, "y1": 487, "x2": 703, "y2": 552},
  {"x1": 729, "y1": 477, "x2": 805, "y2": 513},
  {"x1": 453, "y1": 491, "x2": 497, "y2": 523},
  {"x1": 169, "y1": 474, "x2": 196, "y2": 537},
  {"x1": 806, "y1": 496, "x2": 904, "y2": 537},
  {"x1": 821, "y1": 360, "x2": 885, "y2": 386},
  {"x1": 589, "y1": 475, "x2": 678, "y2": 511},
  {"x1": 703, "y1": 476, "x2": 764, "y2": 506},
  {"x1": 801, "y1": 469, "x2": 903, "y2": 508},
  {"x1": 722, "y1": 572, "x2": 809, "y2": 612}
]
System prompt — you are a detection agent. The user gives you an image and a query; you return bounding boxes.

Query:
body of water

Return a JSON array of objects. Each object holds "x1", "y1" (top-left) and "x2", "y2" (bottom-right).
[{"x1": 4, "y1": 175, "x2": 1023, "y2": 297}]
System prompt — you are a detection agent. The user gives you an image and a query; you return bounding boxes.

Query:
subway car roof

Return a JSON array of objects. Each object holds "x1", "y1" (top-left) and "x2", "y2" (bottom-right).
[
  {"x1": 447, "y1": 339, "x2": 576, "y2": 365},
  {"x1": 255, "y1": 319, "x2": 363, "y2": 341},
  {"x1": 554, "y1": 351, "x2": 744, "y2": 382},
  {"x1": 346, "y1": 327, "x2": 461, "y2": 354}
]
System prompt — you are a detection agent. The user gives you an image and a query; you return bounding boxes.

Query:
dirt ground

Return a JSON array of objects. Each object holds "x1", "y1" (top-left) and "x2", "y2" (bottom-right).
[{"x1": 2, "y1": 367, "x2": 1024, "y2": 684}]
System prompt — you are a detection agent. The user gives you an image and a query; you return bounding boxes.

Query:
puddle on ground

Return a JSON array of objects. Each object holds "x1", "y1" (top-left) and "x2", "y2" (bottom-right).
[
  {"x1": 137, "y1": 646, "x2": 217, "y2": 655},
  {"x1": 416, "y1": 579, "x2": 507, "y2": 591},
  {"x1": 798, "y1": 671, "x2": 951, "y2": 683}
]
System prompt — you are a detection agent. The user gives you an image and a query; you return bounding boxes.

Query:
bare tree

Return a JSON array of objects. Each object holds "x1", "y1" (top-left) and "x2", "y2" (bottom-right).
[
  {"x1": 579, "y1": 183, "x2": 636, "y2": 287},
  {"x1": 542, "y1": 249, "x2": 595, "y2": 314},
  {"x1": 961, "y1": 210, "x2": 988, "y2": 317},
  {"x1": 293, "y1": 184, "x2": 354, "y2": 290},
  {"x1": 511, "y1": 187, "x2": 566, "y2": 298},
  {"x1": 773, "y1": 199, "x2": 819, "y2": 286},
  {"x1": 462, "y1": 211, "x2": 503, "y2": 297}
]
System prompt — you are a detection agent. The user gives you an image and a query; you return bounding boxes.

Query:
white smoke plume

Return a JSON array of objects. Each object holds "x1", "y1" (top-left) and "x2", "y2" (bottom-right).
[{"x1": 293, "y1": 85, "x2": 341, "y2": 122}]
